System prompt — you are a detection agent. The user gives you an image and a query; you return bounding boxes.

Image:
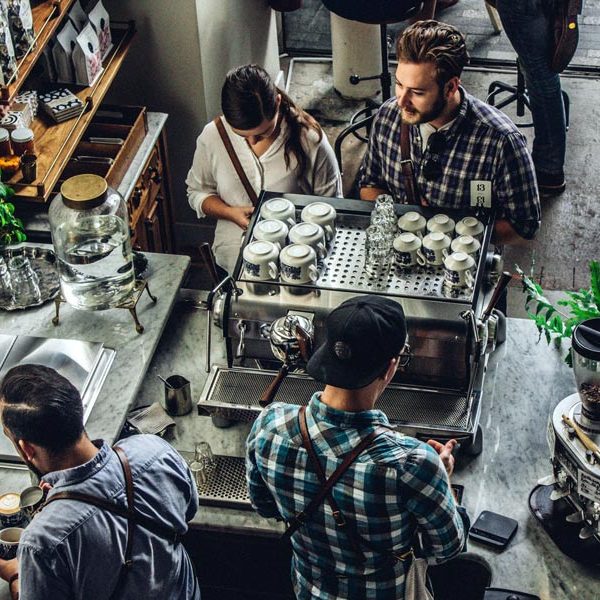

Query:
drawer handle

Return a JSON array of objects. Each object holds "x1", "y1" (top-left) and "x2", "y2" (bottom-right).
[{"x1": 149, "y1": 166, "x2": 162, "y2": 184}]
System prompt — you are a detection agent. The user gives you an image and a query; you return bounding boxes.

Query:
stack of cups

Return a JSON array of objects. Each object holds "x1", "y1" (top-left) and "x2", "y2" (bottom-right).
[
  {"x1": 364, "y1": 224, "x2": 390, "y2": 274},
  {"x1": 371, "y1": 195, "x2": 397, "y2": 244}
]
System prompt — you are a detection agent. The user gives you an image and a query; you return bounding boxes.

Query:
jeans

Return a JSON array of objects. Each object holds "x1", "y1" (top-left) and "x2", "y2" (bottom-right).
[{"x1": 496, "y1": 0, "x2": 566, "y2": 177}]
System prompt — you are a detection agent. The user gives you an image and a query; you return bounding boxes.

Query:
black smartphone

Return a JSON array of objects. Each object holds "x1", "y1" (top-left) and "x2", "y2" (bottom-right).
[{"x1": 469, "y1": 510, "x2": 518, "y2": 549}]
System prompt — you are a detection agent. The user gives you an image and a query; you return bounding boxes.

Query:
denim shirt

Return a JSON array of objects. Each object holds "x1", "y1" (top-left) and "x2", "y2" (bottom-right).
[{"x1": 18, "y1": 435, "x2": 200, "y2": 600}]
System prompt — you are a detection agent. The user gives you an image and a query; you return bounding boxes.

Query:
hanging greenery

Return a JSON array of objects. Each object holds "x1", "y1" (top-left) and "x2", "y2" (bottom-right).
[{"x1": 517, "y1": 261, "x2": 600, "y2": 366}]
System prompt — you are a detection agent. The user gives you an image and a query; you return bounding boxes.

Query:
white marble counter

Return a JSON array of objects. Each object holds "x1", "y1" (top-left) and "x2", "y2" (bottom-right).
[{"x1": 135, "y1": 300, "x2": 600, "y2": 599}]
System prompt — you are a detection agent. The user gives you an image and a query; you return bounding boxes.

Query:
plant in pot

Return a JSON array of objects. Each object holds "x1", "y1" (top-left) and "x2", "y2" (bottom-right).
[
  {"x1": 517, "y1": 260, "x2": 600, "y2": 366},
  {"x1": 0, "y1": 181, "x2": 26, "y2": 247}
]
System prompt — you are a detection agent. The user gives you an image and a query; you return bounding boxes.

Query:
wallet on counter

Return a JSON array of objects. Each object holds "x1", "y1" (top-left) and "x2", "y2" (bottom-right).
[{"x1": 469, "y1": 510, "x2": 518, "y2": 549}]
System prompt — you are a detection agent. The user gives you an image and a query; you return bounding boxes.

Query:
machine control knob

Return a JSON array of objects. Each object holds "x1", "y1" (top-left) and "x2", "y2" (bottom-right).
[
  {"x1": 259, "y1": 323, "x2": 272, "y2": 339},
  {"x1": 586, "y1": 449, "x2": 596, "y2": 465},
  {"x1": 567, "y1": 427, "x2": 576, "y2": 439}
]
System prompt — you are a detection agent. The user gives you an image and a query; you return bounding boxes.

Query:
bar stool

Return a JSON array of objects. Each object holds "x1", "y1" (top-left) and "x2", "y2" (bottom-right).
[{"x1": 321, "y1": 0, "x2": 437, "y2": 171}]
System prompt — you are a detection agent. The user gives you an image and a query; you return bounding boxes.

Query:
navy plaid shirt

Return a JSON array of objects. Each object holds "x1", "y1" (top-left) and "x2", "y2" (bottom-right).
[
  {"x1": 246, "y1": 394, "x2": 464, "y2": 599},
  {"x1": 358, "y1": 89, "x2": 541, "y2": 239}
]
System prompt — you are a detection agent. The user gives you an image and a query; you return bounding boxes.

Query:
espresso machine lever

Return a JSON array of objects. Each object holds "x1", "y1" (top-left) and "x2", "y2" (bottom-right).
[{"x1": 236, "y1": 320, "x2": 247, "y2": 359}]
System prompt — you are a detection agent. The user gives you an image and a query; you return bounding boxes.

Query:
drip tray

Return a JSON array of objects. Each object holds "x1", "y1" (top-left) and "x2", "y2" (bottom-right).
[
  {"x1": 180, "y1": 451, "x2": 251, "y2": 510},
  {"x1": 198, "y1": 366, "x2": 477, "y2": 440}
]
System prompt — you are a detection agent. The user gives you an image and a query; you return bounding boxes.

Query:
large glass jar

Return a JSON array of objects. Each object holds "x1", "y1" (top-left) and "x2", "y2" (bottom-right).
[
  {"x1": 572, "y1": 318, "x2": 600, "y2": 430},
  {"x1": 49, "y1": 174, "x2": 135, "y2": 310}
]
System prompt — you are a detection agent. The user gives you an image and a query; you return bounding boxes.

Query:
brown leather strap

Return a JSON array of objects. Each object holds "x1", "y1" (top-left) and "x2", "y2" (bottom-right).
[
  {"x1": 400, "y1": 122, "x2": 419, "y2": 205},
  {"x1": 114, "y1": 446, "x2": 135, "y2": 571},
  {"x1": 214, "y1": 116, "x2": 259, "y2": 206},
  {"x1": 284, "y1": 406, "x2": 387, "y2": 557}
]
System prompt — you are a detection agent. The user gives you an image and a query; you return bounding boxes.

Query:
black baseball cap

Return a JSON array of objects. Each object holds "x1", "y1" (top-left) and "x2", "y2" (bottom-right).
[{"x1": 307, "y1": 295, "x2": 407, "y2": 390}]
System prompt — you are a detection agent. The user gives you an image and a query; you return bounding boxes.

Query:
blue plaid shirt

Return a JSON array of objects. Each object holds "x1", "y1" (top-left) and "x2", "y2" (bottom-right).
[
  {"x1": 246, "y1": 394, "x2": 464, "y2": 599},
  {"x1": 358, "y1": 89, "x2": 541, "y2": 240}
]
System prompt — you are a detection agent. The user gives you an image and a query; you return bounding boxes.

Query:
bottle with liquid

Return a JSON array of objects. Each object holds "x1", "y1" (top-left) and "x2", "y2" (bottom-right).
[{"x1": 49, "y1": 174, "x2": 135, "y2": 310}]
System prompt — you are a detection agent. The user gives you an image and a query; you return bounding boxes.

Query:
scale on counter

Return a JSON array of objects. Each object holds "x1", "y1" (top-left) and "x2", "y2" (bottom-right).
[{"x1": 0, "y1": 333, "x2": 115, "y2": 464}]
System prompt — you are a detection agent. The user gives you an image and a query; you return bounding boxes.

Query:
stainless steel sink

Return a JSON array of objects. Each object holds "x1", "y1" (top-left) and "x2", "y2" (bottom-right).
[{"x1": 0, "y1": 334, "x2": 115, "y2": 463}]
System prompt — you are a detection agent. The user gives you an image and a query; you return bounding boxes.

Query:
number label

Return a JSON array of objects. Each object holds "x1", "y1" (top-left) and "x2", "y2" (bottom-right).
[{"x1": 470, "y1": 180, "x2": 492, "y2": 208}]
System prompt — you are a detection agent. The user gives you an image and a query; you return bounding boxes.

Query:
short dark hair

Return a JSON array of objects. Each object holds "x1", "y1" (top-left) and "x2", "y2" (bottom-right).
[
  {"x1": 0, "y1": 364, "x2": 84, "y2": 453},
  {"x1": 396, "y1": 20, "x2": 470, "y2": 86}
]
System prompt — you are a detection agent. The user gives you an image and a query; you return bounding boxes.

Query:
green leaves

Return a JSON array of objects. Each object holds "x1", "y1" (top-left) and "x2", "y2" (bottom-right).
[
  {"x1": 517, "y1": 261, "x2": 600, "y2": 366},
  {"x1": 0, "y1": 189, "x2": 26, "y2": 247}
]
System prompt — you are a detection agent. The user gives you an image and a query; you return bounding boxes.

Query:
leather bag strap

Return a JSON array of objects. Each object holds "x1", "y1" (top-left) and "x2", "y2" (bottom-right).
[
  {"x1": 400, "y1": 122, "x2": 419, "y2": 205},
  {"x1": 214, "y1": 116, "x2": 259, "y2": 206}
]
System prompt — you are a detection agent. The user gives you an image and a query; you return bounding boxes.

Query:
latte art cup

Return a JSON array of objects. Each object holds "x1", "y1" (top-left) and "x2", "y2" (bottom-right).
[
  {"x1": 259, "y1": 197, "x2": 296, "y2": 228},
  {"x1": 300, "y1": 202, "x2": 336, "y2": 242},
  {"x1": 242, "y1": 240, "x2": 279, "y2": 281},
  {"x1": 443, "y1": 251, "x2": 476, "y2": 288},
  {"x1": 280, "y1": 243, "x2": 319, "y2": 284},
  {"x1": 426, "y1": 213, "x2": 456, "y2": 237},
  {"x1": 253, "y1": 219, "x2": 289, "y2": 249},
  {"x1": 397, "y1": 211, "x2": 427, "y2": 238},
  {"x1": 451, "y1": 234, "x2": 481, "y2": 258},
  {"x1": 289, "y1": 222, "x2": 327, "y2": 260},
  {"x1": 422, "y1": 232, "x2": 451, "y2": 266},
  {"x1": 393, "y1": 232, "x2": 426, "y2": 267},
  {"x1": 455, "y1": 216, "x2": 484, "y2": 241}
]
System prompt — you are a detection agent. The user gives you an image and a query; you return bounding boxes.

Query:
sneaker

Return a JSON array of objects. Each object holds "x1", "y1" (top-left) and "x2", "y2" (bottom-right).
[{"x1": 536, "y1": 170, "x2": 566, "y2": 197}]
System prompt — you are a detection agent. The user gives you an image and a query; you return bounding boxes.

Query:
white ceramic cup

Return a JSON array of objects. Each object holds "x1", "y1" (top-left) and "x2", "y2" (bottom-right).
[
  {"x1": 422, "y1": 232, "x2": 451, "y2": 266},
  {"x1": 393, "y1": 232, "x2": 426, "y2": 267},
  {"x1": 426, "y1": 213, "x2": 456, "y2": 237},
  {"x1": 242, "y1": 240, "x2": 279, "y2": 281},
  {"x1": 300, "y1": 202, "x2": 337, "y2": 242},
  {"x1": 259, "y1": 198, "x2": 296, "y2": 228},
  {"x1": 253, "y1": 219, "x2": 289, "y2": 249},
  {"x1": 289, "y1": 222, "x2": 327, "y2": 260},
  {"x1": 451, "y1": 234, "x2": 481, "y2": 258},
  {"x1": 280, "y1": 243, "x2": 319, "y2": 284},
  {"x1": 397, "y1": 211, "x2": 427, "y2": 238},
  {"x1": 0, "y1": 527, "x2": 23, "y2": 560},
  {"x1": 455, "y1": 216, "x2": 484, "y2": 241},
  {"x1": 443, "y1": 251, "x2": 476, "y2": 287}
]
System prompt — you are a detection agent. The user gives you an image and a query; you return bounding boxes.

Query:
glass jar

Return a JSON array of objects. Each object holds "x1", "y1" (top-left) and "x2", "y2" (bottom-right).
[
  {"x1": 572, "y1": 318, "x2": 600, "y2": 430},
  {"x1": 10, "y1": 127, "x2": 34, "y2": 156},
  {"x1": 0, "y1": 128, "x2": 11, "y2": 155},
  {"x1": 49, "y1": 174, "x2": 135, "y2": 310}
]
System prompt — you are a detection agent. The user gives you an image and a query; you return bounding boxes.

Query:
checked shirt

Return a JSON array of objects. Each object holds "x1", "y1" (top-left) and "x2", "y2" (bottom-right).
[
  {"x1": 358, "y1": 89, "x2": 541, "y2": 240},
  {"x1": 246, "y1": 394, "x2": 464, "y2": 599}
]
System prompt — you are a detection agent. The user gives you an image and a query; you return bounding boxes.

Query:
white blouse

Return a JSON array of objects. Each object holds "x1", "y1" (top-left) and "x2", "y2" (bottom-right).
[{"x1": 186, "y1": 116, "x2": 342, "y2": 274}]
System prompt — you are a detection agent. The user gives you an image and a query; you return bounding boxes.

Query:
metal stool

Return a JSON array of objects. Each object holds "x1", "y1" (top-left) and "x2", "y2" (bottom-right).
[{"x1": 321, "y1": 0, "x2": 437, "y2": 171}]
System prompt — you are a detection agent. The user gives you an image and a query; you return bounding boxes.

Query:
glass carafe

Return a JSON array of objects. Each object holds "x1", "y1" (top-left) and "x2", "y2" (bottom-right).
[{"x1": 48, "y1": 174, "x2": 135, "y2": 311}]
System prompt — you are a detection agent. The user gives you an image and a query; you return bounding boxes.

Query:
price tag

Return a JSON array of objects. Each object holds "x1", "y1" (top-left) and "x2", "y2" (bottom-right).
[
  {"x1": 470, "y1": 180, "x2": 492, "y2": 208},
  {"x1": 578, "y1": 470, "x2": 600, "y2": 504}
]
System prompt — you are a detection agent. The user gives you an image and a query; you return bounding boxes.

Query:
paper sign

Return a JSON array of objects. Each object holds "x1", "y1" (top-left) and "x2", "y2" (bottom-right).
[{"x1": 470, "y1": 180, "x2": 492, "y2": 208}]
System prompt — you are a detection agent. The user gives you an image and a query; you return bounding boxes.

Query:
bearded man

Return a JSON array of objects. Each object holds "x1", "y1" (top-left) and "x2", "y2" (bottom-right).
[{"x1": 358, "y1": 20, "x2": 540, "y2": 245}]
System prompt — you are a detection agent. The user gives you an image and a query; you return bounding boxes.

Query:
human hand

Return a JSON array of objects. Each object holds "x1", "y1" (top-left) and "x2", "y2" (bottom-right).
[
  {"x1": 0, "y1": 557, "x2": 18, "y2": 582},
  {"x1": 228, "y1": 206, "x2": 255, "y2": 231},
  {"x1": 427, "y1": 438, "x2": 457, "y2": 477}
]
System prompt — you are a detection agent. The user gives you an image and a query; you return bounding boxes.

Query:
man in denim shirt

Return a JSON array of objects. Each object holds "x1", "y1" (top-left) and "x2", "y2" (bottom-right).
[{"x1": 0, "y1": 364, "x2": 200, "y2": 600}]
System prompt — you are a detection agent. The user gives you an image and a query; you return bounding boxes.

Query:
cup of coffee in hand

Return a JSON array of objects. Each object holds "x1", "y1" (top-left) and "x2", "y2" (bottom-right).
[{"x1": 0, "y1": 527, "x2": 23, "y2": 560}]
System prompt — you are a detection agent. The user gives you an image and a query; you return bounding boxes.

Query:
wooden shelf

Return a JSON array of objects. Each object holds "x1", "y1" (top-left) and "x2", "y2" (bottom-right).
[
  {"x1": 10, "y1": 21, "x2": 136, "y2": 204},
  {"x1": 1, "y1": 0, "x2": 77, "y2": 104}
]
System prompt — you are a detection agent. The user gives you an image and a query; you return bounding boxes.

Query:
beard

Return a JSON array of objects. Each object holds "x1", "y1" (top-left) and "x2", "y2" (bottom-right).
[{"x1": 401, "y1": 91, "x2": 447, "y2": 125}]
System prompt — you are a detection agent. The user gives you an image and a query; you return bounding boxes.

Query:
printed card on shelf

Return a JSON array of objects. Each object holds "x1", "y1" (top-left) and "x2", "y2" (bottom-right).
[
  {"x1": 39, "y1": 88, "x2": 84, "y2": 123},
  {"x1": 53, "y1": 20, "x2": 79, "y2": 83},
  {"x1": 0, "y1": 6, "x2": 17, "y2": 86},
  {"x1": 5, "y1": 0, "x2": 35, "y2": 60},
  {"x1": 72, "y1": 23, "x2": 103, "y2": 87},
  {"x1": 87, "y1": 0, "x2": 112, "y2": 61}
]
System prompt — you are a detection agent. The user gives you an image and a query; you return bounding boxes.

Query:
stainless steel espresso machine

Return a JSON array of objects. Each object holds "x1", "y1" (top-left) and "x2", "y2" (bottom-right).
[{"x1": 198, "y1": 192, "x2": 509, "y2": 456}]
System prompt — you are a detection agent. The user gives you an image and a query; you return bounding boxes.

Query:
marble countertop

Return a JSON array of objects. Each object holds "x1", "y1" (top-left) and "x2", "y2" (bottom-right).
[{"x1": 135, "y1": 299, "x2": 600, "y2": 599}]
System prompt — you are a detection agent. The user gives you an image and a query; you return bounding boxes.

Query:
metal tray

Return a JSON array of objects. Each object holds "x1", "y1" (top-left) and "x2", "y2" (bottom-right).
[{"x1": 0, "y1": 246, "x2": 60, "y2": 311}]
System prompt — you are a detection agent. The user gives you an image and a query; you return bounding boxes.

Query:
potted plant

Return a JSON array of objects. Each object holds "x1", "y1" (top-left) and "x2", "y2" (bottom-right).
[
  {"x1": 517, "y1": 260, "x2": 600, "y2": 365},
  {"x1": 0, "y1": 181, "x2": 26, "y2": 246}
]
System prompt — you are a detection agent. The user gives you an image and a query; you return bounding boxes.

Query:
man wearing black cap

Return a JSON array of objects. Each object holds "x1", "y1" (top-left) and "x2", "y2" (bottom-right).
[{"x1": 246, "y1": 295, "x2": 465, "y2": 600}]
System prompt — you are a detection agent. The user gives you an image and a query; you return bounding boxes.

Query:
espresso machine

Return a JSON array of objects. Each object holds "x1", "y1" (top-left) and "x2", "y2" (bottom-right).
[
  {"x1": 198, "y1": 192, "x2": 509, "y2": 456},
  {"x1": 540, "y1": 319, "x2": 600, "y2": 549}
]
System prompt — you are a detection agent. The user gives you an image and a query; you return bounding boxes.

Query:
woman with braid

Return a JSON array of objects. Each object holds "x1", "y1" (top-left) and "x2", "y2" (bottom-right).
[{"x1": 187, "y1": 64, "x2": 342, "y2": 275}]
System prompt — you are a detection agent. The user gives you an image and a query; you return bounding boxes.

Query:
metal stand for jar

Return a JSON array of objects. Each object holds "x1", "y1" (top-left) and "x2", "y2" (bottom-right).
[{"x1": 52, "y1": 279, "x2": 157, "y2": 334}]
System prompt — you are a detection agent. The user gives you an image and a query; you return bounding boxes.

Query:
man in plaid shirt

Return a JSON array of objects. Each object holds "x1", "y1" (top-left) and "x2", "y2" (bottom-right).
[
  {"x1": 246, "y1": 296, "x2": 465, "y2": 599},
  {"x1": 358, "y1": 20, "x2": 541, "y2": 244}
]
